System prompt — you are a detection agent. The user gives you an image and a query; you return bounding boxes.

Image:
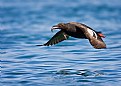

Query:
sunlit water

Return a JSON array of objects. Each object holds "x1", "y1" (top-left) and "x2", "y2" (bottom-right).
[{"x1": 1, "y1": 0, "x2": 121, "y2": 86}]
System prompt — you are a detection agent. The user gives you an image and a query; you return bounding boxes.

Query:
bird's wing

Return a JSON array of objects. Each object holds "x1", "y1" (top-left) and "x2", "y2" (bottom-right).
[
  {"x1": 87, "y1": 35, "x2": 106, "y2": 49},
  {"x1": 69, "y1": 22, "x2": 106, "y2": 49},
  {"x1": 84, "y1": 28, "x2": 106, "y2": 49},
  {"x1": 42, "y1": 30, "x2": 69, "y2": 46}
]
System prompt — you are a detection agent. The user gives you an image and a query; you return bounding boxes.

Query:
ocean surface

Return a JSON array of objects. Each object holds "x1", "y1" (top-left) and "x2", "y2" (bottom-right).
[{"x1": 1, "y1": 0, "x2": 121, "y2": 86}]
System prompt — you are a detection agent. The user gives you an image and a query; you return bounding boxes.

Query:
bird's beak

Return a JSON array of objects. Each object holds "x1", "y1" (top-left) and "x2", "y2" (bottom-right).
[{"x1": 51, "y1": 26, "x2": 60, "y2": 32}]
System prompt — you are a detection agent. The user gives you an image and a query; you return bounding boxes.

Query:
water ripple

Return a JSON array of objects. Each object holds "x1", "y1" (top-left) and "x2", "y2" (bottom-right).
[{"x1": 1, "y1": 0, "x2": 121, "y2": 86}]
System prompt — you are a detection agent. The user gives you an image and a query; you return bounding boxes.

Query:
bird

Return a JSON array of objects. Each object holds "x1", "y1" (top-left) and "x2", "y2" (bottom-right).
[{"x1": 37, "y1": 22, "x2": 106, "y2": 49}]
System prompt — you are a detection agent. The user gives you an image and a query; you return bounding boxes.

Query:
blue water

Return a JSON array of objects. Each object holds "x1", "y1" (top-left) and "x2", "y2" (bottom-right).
[{"x1": 1, "y1": 0, "x2": 121, "y2": 86}]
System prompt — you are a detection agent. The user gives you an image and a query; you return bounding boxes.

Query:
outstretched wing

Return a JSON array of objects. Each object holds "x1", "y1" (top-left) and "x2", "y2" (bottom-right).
[
  {"x1": 84, "y1": 28, "x2": 106, "y2": 49},
  {"x1": 88, "y1": 36, "x2": 106, "y2": 49},
  {"x1": 69, "y1": 22, "x2": 106, "y2": 49},
  {"x1": 41, "y1": 30, "x2": 69, "y2": 46}
]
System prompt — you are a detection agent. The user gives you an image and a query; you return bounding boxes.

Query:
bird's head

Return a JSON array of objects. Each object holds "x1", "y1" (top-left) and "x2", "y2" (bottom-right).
[
  {"x1": 97, "y1": 32, "x2": 105, "y2": 38},
  {"x1": 51, "y1": 23, "x2": 66, "y2": 32}
]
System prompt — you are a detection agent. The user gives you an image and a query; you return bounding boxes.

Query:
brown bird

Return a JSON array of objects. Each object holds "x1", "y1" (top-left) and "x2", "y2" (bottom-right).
[{"x1": 37, "y1": 22, "x2": 106, "y2": 49}]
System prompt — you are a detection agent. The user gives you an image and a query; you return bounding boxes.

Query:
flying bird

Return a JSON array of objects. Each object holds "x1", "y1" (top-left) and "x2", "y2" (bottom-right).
[{"x1": 37, "y1": 22, "x2": 106, "y2": 49}]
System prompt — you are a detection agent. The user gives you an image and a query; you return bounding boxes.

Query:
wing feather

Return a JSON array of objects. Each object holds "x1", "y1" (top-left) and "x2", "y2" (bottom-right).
[
  {"x1": 69, "y1": 22, "x2": 106, "y2": 49},
  {"x1": 84, "y1": 29, "x2": 106, "y2": 49},
  {"x1": 43, "y1": 30, "x2": 69, "y2": 46}
]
